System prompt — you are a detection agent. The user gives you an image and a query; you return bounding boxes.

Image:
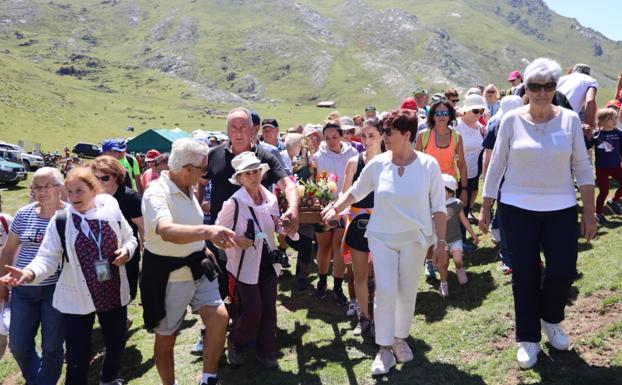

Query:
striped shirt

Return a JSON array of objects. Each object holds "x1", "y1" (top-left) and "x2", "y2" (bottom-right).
[{"x1": 9, "y1": 203, "x2": 64, "y2": 286}]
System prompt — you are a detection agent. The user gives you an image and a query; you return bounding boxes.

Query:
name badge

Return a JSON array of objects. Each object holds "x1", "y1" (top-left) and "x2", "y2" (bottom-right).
[{"x1": 95, "y1": 260, "x2": 111, "y2": 282}]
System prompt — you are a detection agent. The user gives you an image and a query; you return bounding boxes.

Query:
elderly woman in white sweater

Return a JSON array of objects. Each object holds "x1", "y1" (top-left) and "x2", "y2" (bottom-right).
[
  {"x1": 323, "y1": 108, "x2": 447, "y2": 376},
  {"x1": 479, "y1": 58, "x2": 596, "y2": 369},
  {"x1": 1, "y1": 167, "x2": 137, "y2": 385}
]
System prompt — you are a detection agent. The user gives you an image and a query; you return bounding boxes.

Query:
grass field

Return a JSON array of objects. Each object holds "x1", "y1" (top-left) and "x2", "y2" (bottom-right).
[{"x1": 0, "y1": 175, "x2": 621, "y2": 385}]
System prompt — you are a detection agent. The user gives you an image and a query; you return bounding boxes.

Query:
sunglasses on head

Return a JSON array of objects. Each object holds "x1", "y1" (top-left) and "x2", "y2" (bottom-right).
[
  {"x1": 433, "y1": 110, "x2": 450, "y2": 117},
  {"x1": 526, "y1": 82, "x2": 557, "y2": 92},
  {"x1": 471, "y1": 109, "x2": 485, "y2": 115},
  {"x1": 95, "y1": 175, "x2": 111, "y2": 182}
]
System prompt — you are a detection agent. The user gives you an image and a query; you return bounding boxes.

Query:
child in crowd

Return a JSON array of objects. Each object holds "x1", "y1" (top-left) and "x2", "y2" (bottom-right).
[
  {"x1": 438, "y1": 175, "x2": 479, "y2": 298},
  {"x1": 587, "y1": 108, "x2": 622, "y2": 224}
]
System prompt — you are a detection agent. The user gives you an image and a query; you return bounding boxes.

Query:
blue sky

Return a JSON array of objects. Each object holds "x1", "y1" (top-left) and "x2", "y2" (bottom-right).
[{"x1": 544, "y1": 0, "x2": 622, "y2": 41}]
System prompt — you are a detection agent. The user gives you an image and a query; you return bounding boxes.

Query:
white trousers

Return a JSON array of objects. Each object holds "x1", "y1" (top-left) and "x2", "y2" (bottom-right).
[{"x1": 369, "y1": 237, "x2": 427, "y2": 346}]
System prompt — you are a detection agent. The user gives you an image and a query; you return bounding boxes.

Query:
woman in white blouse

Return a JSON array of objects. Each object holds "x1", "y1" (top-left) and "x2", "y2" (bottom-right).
[
  {"x1": 480, "y1": 58, "x2": 597, "y2": 369},
  {"x1": 1, "y1": 167, "x2": 137, "y2": 385},
  {"x1": 322, "y1": 108, "x2": 447, "y2": 376}
]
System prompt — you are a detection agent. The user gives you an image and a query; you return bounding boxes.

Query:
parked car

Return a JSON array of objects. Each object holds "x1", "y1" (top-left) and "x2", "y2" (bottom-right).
[
  {"x1": 72, "y1": 142, "x2": 101, "y2": 158},
  {"x1": 0, "y1": 156, "x2": 27, "y2": 186},
  {"x1": 0, "y1": 143, "x2": 44, "y2": 171}
]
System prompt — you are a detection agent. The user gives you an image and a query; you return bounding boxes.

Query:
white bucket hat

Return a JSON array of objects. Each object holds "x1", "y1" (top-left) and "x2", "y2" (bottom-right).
[
  {"x1": 459, "y1": 94, "x2": 487, "y2": 113},
  {"x1": 228, "y1": 151, "x2": 270, "y2": 186},
  {"x1": 442, "y1": 174, "x2": 458, "y2": 192}
]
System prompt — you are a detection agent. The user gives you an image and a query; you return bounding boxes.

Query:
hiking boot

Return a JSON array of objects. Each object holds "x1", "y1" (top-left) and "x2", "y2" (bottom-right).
[
  {"x1": 456, "y1": 268, "x2": 468, "y2": 285},
  {"x1": 425, "y1": 260, "x2": 437, "y2": 281},
  {"x1": 353, "y1": 315, "x2": 371, "y2": 336},
  {"x1": 516, "y1": 342, "x2": 541, "y2": 369},
  {"x1": 333, "y1": 290, "x2": 348, "y2": 306},
  {"x1": 371, "y1": 348, "x2": 396, "y2": 376},
  {"x1": 595, "y1": 213, "x2": 608, "y2": 225},
  {"x1": 346, "y1": 301, "x2": 359, "y2": 317},
  {"x1": 227, "y1": 340, "x2": 244, "y2": 366},
  {"x1": 314, "y1": 283, "x2": 327, "y2": 300},
  {"x1": 541, "y1": 320, "x2": 570, "y2": 350},
  {"x1": 439, "y1": 282, "x2": 449, "y2": 298},
  {"x1": 392, "y1": 338, "x2": 413, "y2": 363},
  {"x1": 256, "y1": 355, "x2": 279, "y2": 369},
  {"x1": 606, "y1": 200, "x2": 622, "y2": 215}
]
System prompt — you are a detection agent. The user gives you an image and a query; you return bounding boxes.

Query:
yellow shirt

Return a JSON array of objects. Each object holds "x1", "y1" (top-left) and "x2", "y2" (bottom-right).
[{"x1": 142, "y1": 171, "x2": 205, "y2": 282}]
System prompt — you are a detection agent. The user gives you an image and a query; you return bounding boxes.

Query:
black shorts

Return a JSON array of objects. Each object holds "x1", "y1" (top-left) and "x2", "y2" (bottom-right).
[
  {"x1": 344, "y1": 214, "x2": 370, "y2": 252},
  {"x1": 313, "y1": 219, "x2": 345, "y2": 233}
]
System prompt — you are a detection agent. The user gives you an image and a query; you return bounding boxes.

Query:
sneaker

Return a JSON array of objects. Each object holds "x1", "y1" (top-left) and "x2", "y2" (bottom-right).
[
  {"x1": 227, "y1": 340, "x2": 244, "y2": 366},
  {"x1": 353, "y1": 316, "x2": 371, "y2": 336},
  {"x1": 606, "y1": 200, "x2": 622, "y2": 215},
  {"x1": 425, "y1": 260, "x2": 437, "y2": 280},
  {"x1": 333, "y1": 290, "x2": 348, "y2": 306},
  {"x1": 392, "y1": 338, "x2": 413, "y2": 363},
  {"x1": 541, "y1": 320, "x2": 570, "y2": 350},
  {"x1": 439, "y1": 282, "x2": 449, "y2": 298},
  {"x1": 256, "y1": 355, "x2": 279, "y2": 368},
  {"x1": 595, "y1": 213, "x2": 608, "y2": 225},
  {"x1": 370, "y1": 348, "x2": 396, "y2": 376},
  {"x1": 190, "y1": 334, "x2": 204, "y2": 356},
  {"x1": 500, "y1": 263, "x2": 513, "y2": 275},
  {"x1": 200, "y1": 377, "x2": 219, "y2": 385},
  {"x1": 456, "y1": 268, "x2": 468, "y2": 285},
  {"x1": 516, "y1": 341, "x2": 541, "y2": 369},
  {"x1": 346, "y1": 301, "x2": 359, "y2": 317},
  {"x1": 314, "y1": 283, "x2": 327, "y2": 300}
]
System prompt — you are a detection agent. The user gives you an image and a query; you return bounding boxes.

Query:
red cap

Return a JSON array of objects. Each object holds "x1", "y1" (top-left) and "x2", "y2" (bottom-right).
[
  {"x1": 146, "y1": 149, "x2": 161, "y2": 161},
  {"x1": 507, "y1": 70, "x2": 522, "y2": 82},
  {"x1": 606, "y1": 99, "x2": 621, "y2": 109},
  {"x1": 399, "y1": 97, "x2": 418, "y2": 111}
]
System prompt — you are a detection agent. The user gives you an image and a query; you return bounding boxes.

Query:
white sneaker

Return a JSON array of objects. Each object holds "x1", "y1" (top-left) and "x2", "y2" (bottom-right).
[
  {"x1": 541, "y1": 320, "x2": 570, "y2": 350},
  {"x1": 439, "y1": 282, "x2": 449, "y2": 298},
  {"x1": 371, "y1": 348, "x2": 396, "y2": 375},
  {"x1": 516, "y1": 342, "x2": 541, "y2": 369},
  {"x1": 392, "y1": 338, "x2": 413, "y2": 363},
  {"x1": 346, "y1": 301, "x2": 359, "y2": 317}
]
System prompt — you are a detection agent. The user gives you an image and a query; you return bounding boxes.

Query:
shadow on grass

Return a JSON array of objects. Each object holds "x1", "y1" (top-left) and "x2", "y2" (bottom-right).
[
  {"x1": 528, "y1": 347, "x2": 622, "y2": 385},
  {"x1": 417, "y1": 270, "x2": 497, "y2": 323},
  {"x1": 463, "y1": 245, "x2": 499, "y2": 267}
]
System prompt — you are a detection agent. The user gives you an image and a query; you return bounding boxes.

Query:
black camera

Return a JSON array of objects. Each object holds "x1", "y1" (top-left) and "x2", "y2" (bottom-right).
[{"x1": 268, "y1": 248, "x2": 290, "y2": 268}]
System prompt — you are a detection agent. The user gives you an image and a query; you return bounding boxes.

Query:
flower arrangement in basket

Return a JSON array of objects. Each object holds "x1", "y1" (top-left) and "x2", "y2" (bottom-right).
[{"x1": 279, "y1": 171, "x2": 339, "y2": 224}]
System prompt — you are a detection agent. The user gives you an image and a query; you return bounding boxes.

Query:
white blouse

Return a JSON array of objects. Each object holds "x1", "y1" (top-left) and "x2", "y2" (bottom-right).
[{"x1": 455, "y1": 120, "x2": 484, "y2": 179}]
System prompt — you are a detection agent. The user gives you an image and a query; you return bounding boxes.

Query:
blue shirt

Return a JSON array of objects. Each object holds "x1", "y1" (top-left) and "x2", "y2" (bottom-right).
[
  {"x1": 10, "y1": 203, "x2": 66, "y2": 285},
  {"x1": 587, "y1": 129, "x2": 622, "y2": 169}
]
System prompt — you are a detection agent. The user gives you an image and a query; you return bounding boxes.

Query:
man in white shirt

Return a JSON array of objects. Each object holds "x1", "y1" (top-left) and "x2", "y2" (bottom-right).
[{"x1": 556, "y1": 63, "x2": 599, "y2": 128}]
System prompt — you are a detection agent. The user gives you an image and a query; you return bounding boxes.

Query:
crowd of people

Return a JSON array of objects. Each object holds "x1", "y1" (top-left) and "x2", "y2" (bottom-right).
[{"x1": 0, "y1": 57, "x2": 621, "y2": 384}]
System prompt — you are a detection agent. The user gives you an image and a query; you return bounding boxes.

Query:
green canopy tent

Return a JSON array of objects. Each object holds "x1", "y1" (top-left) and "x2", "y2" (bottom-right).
[{"x1": 126, "y1": 128, "x2": 190, "y2": 153}]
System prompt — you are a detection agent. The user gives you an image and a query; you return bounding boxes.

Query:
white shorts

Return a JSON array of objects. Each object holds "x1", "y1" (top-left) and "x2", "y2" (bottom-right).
[{"x1": 446, "y1": 239, "x2": 463, "y2": 252}]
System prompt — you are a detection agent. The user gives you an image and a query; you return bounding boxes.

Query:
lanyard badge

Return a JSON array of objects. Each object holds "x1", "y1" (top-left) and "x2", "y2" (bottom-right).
[{"x1": 89, "y1": 220, "x2": 111, "y2": 282}]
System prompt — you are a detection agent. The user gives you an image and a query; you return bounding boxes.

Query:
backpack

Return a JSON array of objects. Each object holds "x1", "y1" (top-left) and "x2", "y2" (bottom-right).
[
  {"x1": 420, "y1": 129, "x2": 462, "y2": 178},
  {"x1": 55, "y1": 210, "x2": 69, "y2": 265}
]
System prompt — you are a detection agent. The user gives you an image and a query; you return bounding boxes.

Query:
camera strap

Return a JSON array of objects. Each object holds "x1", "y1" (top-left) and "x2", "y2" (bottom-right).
[{"x1": 248, "y1": 207, "x2": 272, "y2": 252}]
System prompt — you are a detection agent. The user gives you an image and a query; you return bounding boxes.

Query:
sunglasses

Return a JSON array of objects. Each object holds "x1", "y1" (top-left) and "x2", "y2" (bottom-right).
[
  {"x1": 526, "y1": 82, "x2": 557, "y2": 92},
  {"x1": 485, "y1": 90, "x2": 496, "y2": 94},
  {"x1": 450, "y1": 98, "x2": 460, "y2": 103},
  {"x1": 433, "y1": 110, "x2": 450, "y2": 117},
  {"x1": 471, "y1": 109, "x2": 485, "y2": 115},
  {"x1": 343, "y1": 129, "x2": 355, "y2": 135},
  {"x1": 95, "y1": 175, "x2": 111, "y2": 182}
]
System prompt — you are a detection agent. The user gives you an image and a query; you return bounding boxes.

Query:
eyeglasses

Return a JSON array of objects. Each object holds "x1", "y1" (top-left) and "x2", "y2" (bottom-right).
[
  {"x1": 343, "y1": 129, "x2": 355, "y2": 135},
  {"x1": 31, "y1": 184, "x2": 60, "y2": 192},
  {"x1": 433, "y1": 110, "x2": 450, "y2": 117},
  {"x1": 526, "y1": 82, "x2": 557, "y2": 92},
  {"x1": 95, "y1": 175, "x2": 111, "y2": 182},
  {"x1": 471, "y1": 109, "x2": 485, "y2": 115}
]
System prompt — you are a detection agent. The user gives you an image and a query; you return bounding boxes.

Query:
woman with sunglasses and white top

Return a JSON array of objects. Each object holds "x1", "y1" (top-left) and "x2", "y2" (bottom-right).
[
  {"x1": 480, "y1": 58, "x2": 596, "y2": 369},
  {"x1": 323, "y1": 108, "x2": 447, "y2": 376},
  {"x1": 1, "y1": 167, "x2": 137, "y2": 385},
  {"x1": 455, "y1": 95, "x2": 487, "y2": 220},
  {"x1": 0, "y1": 167, "x2": 67, "y2": 385}
]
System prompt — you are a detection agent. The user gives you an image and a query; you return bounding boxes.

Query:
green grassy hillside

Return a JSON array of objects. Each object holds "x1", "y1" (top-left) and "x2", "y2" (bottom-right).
[{"x1": 0, "y1": 0, "x2": 620, "y2": 150}]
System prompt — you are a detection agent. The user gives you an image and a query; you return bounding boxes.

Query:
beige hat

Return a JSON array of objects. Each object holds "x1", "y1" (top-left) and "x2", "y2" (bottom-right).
[
  {"x1": 459, "y1": 94, "x2": 487, "y2": 112},
  {"x1": 228, "y1": 151, "x2": 270, "y2": 186}
]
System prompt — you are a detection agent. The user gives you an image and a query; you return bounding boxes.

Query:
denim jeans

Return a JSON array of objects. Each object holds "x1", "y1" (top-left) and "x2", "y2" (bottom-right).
[{"x1": 9, "y1": 284, "x2": 64, "y2": 385}]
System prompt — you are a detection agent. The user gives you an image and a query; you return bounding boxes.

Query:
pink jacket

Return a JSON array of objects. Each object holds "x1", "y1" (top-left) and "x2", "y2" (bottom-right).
[{"x1": 216, "y1": 185, "x2": 283, "y2": 284}]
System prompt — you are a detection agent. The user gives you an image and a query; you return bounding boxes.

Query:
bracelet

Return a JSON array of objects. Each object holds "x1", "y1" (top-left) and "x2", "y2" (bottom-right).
[{"x1": 437, "y1": 239, "x2": 447, "y2": 245}]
